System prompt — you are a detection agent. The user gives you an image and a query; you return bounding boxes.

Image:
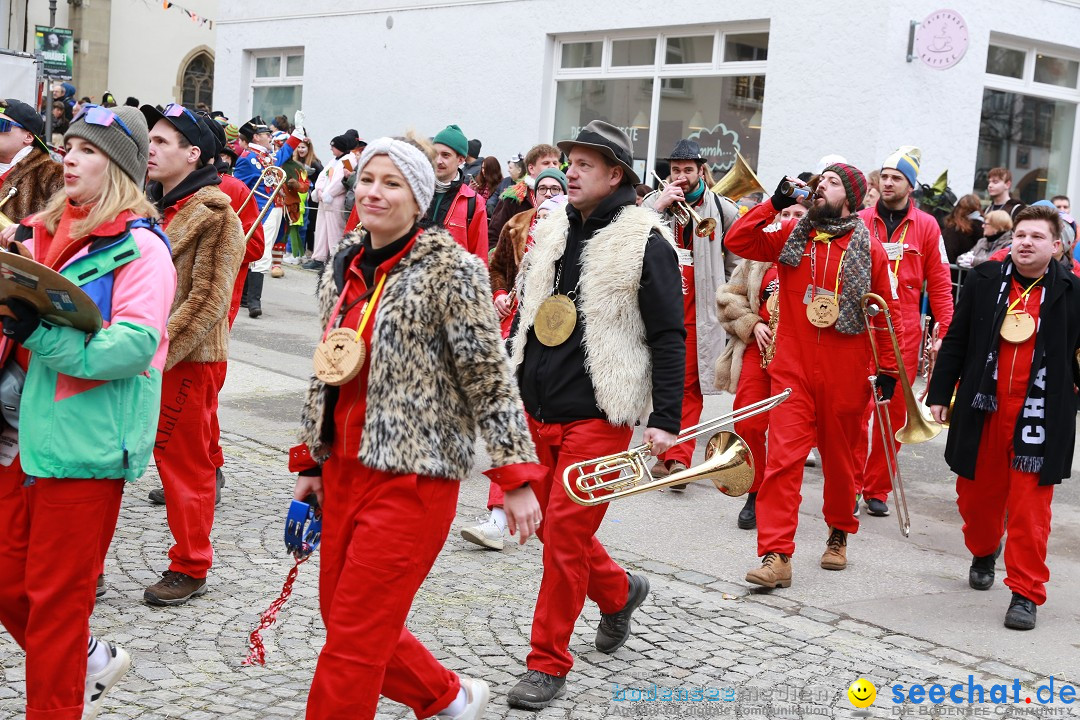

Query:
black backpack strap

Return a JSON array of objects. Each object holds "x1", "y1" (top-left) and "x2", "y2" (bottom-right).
[{"x1": 467, "y1": 194, "x2": 476, "y2": 228}]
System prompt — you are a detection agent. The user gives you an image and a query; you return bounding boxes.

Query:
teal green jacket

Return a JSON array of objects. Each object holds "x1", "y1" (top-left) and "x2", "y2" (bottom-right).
[{"x1": 16, "y1": 213, "x2": 177, "y2": 481}]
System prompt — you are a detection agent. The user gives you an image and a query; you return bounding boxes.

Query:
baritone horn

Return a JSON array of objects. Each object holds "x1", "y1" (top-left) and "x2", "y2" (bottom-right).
[
  {"x1": 711, "y1": 151, "x2": 766, "y2": 203},
  {"x1": 562, "y1": 389, "x2": 791, "y2": 506},
  {"x1": 0, "y1": 187, "x2": 19, "y2": 230},
  {"x1": 650, "y1": 170, "x2": 716, "y2": 237},
  {"x1": 236, "y1": 166, "x2": 288, "y2": 241}
]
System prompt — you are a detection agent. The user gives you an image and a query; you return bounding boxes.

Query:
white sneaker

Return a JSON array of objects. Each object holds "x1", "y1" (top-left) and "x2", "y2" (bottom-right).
[
  {"x1": 461, "y1": 519, "x2": 504, "y2": 551},
  {"x1": 452, "y1": 677, "x2": 490, "y2": 720},
  {"x1": 283, "y1": 255, "x2": 301, "y2": 265},
  {"x1": 83, "y1": 641, "x2": 131, "y2": 720}
]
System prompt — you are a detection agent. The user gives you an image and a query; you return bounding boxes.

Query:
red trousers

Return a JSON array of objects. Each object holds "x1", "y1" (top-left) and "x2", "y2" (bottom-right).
[
  {"x1": 957, "y1": 393, "x2": 1055, "y2": 605},
  {"x1": 228, "y1": 266, "x2": 248, "y2": 328},
  {"x1": 756, "y1": 341, "x2": 869, "y2": 556},
  {"x1": 733, "y1": 344, "x2": 771, "y2": 494},
  {"x1": 856, "y1": 345, "x2": 919, "y2": 502},
  {"x1": 658, "y1": 327, "x2": 701, "y2": 468},
  {"x1": 207, "y1": 362, "x2": 228, "y2": 471},
  {"x1": 307, "y1": 455, "x2": 459, "y2": 719},
  {"x1": 0, "y1": 462, "x2": 123, "y2": 720},
  {"x1": 154, "y1": 361, "x2": 222, "y2": 578},
  {"x1": 526, "y1": 417, "x2": 632, "y2": 676}
]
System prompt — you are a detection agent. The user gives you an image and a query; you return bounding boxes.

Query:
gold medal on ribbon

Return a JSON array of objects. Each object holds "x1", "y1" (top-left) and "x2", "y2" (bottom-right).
[
  {"x1": 1000, "y1": 311, "x2": 1036, "y2": 344},
  {"x1": 806, "y1": 295, "x2": 840, "y2": 328},
  {"x1": 534, "y1": 294, "x2": 577, "y2": 347},
  {"x1": 314, "y1": 328, "x2": 366, "y2": 385},
  {"x1": 765, "y1": 294, "x2": 779, "y2": 315}
]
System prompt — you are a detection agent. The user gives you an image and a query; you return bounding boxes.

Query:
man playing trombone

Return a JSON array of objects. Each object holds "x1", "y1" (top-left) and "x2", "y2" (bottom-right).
[
  {"x1": 507, "y1": 121, "x2": 684, "y2": 709},
  {"x1": 928, "y1": 205, "x2": 1080, "y2": 631},
  {"x1": 725, "y1": 163, "x2": 904, "y2": 587},
  {"x1": 642, "y1": 139, "x2": 741, "y2": 488}
]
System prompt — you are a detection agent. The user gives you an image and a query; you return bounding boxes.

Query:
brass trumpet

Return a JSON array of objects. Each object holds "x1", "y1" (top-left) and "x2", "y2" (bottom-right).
[
  {"x1": 650, "y1": 170, "x2": 716, "y2": 238},
  {"x1": 237, "y1": 166, "x2": 288, "y2": 242},
  {"x1": 862, "y1": 293, "x2": 942, "y2": 537},
  {"x1": 0, "y1": 187, "x2": 19, "y2": 230},
  {"x1": 562, "y1": 389, "x2": 791, "y2": 506}
]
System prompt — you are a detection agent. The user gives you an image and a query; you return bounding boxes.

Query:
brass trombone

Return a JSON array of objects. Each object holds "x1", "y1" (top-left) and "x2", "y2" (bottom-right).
[
  {"x1": 237, "y1": 166, "x2": 288, "y2": 241},
  {"x1": 562, "y1": 389, "x2": 791, "y2": 506},
  {"x1": 0, "y1": 187, "x2": 19, "y2": 230},
  {"x1": 862, "y1": 293, "x2": 943, "y2": 537},
  {"x1": 650, "y1": 170, "x2": 717, "y2": 238}
]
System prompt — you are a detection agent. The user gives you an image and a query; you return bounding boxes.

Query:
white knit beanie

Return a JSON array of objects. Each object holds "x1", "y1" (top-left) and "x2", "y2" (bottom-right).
[{"x1": 356, "y1": 137, "x2": 436, "y2": 214}]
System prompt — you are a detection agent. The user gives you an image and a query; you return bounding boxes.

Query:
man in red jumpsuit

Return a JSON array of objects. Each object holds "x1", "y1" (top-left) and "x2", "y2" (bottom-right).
[
  {"x1": 929, "y1": 205, "x2": 1080, "y2": 631},
  {"x1": 725, "y1": 163, "x2": 904, "y2": 588},
  {"x1": 855, "y1": 147, "x2": 953, "y2": 517}
]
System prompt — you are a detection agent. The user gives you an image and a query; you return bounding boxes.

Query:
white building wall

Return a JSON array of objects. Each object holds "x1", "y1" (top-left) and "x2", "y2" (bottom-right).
[
  {"x1": 107, "y1": 0, "x2": 218, "y2": 106},
  {"x1": 215, "y1": 0, "x2": 1080, "y2": 199}
]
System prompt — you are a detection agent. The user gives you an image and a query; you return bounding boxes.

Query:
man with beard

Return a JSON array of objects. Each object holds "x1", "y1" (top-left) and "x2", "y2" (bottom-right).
[
  {"x1": 854, "y1": 147, "x2": 953, "y2": 518},
  {"x1": 725, "y1": 163, "x2": 905, "y2": 588},
  {"x1": 423, "y1": 124, "x2": 488, "y2": 261}
]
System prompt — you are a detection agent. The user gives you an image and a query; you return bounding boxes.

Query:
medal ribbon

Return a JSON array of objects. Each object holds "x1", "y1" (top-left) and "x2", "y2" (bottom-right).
[
  {"x1": 321, "y1": 272, "x2": 389, "y2": 342},
  {"x1": 892, "y1": 224, "x2": 909, "y2": 277},
  {"x1": 353, "y1": 274, "x2": 388, "y2": 342},
  {"x1": 1006, "y1": 276, "x2": 1042, "y2": 316}
]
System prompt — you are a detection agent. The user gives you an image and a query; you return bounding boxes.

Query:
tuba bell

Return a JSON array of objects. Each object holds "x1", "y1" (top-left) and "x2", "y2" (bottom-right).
[
  {"x1": 710, "y1": 152, "x2": 766, "y2": 203},
  {"x1": 0, "y1": 187, "x2": 19, "y2": 230}
]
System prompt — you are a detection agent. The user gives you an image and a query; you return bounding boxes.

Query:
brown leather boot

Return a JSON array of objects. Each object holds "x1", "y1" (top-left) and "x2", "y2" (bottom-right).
[
  {"x1": 651, "y1": 459, "x2": 673, "y2": 479},
  {"x1": 821, "y1": 527, "x2": 848, "y2": 570},
  {"x1": 745, "y1": 552, "x2": 791, "y2": 588}
]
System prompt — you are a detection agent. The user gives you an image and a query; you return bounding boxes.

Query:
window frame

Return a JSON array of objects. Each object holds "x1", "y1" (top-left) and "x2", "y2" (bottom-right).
[{"x1": 547, "y1": 23, "x2": 769, "y2": 181}]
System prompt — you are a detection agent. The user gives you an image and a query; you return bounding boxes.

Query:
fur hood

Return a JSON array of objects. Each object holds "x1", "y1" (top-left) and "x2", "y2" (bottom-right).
[
  {"x1": 164, "y1": 186, "x2": 245, "y2": 369},
  {"x1": 300, "y1": 227, "x2": 538, "y2": 480},
  {"x1": 0, "y1": 149, "x2": 64, "y2": 224}
]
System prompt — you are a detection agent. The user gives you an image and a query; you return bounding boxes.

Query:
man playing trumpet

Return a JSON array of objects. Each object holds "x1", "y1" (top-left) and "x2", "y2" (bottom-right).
[
  {"x1": 642, "y1": 139, "x2": 740, "y2": 487},
  {"x1": 725, "y1": 164, "x2": 904, "y2": 587}
]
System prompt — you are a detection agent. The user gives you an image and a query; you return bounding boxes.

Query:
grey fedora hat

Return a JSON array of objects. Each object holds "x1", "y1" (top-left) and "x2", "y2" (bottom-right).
[{"x1": 557, "y1": 120, "x2": 639, "y2": 185}]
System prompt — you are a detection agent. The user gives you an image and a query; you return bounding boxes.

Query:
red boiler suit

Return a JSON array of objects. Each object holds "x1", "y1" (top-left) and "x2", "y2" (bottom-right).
[
  {"x1": 725, "y1": 200, "x2": 904, "y2": 556},
  {"x1": 855, "y1": 204, "x2": 953, "y2": 503},
  {"x1": 657, "y1": 218, "x2": 703, "y2": 469},
  {"x1": 957, "y1": 280, "x2": 1054, "y2": 605},
  {"x1": 733, "y1": 265, "x2": 778, "y2": 494},
  {"x1": 301, "y1": 235, "x2": 536, "y2": 718}
]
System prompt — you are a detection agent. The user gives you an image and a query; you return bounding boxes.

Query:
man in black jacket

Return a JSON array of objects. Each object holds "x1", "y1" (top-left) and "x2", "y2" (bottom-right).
[
  {"x1": 929, "y1": 204, "x2": 1080, "y2": 631},
  {"x1": 506, "y1": 120, "x2": 684, "y2": 709}
]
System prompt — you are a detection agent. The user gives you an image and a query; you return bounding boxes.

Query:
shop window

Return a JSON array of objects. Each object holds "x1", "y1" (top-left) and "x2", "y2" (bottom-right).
[
  {"x1": 561, "y1": 41, "x2": 601, "y2": 69},
  {"x1": 665, "y1": 36, "x2": 713, "y2": 65},
  {"x1": 723, "y1": 33, "x2": 768, "y2": 62},
  {"x1": 986, "y1": 45, "x2": 1025, "y2": 79},
  {"x1": 611, "y1": 38, "x2": 656, "y2": 67},
  {"x1": 1034, "y1": 53, "x2": 1078, "y2": 88}
]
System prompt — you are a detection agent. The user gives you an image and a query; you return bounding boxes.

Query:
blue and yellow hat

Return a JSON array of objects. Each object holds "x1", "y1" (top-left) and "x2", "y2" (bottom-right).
[{"x1": 882, "y1": 146, "x2": 921, "y2": 189}]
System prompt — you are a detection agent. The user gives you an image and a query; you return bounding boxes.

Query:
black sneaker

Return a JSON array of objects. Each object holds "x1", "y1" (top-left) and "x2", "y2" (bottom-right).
[
  {"x1": 737, "y1": 492, "x2": 757, "y2": 530},
  {"x1": 301, "y1": 260, "x2": 325, "y2": 272},
  {"x1": 969, "y1": 552, "x2": 996, "y2": 590},
  {"x1": 148, "y1": 486, "x2": 166, "y2": 505},
  {"x1": 215, "y1": 467, "x2": 225, "y2": 506},
  {"x1": 1004, "y1": 593, "x2": 1037, "y2": 630},
  {"x1": 595, "y1": 573, "x2": 649, "y2": 653},
  {"x1": 866, "y1": 498, "x2": 890, "y2": 516},
  {"x1": 507, "y1": 670, "x2": 566, "y2": 710}
]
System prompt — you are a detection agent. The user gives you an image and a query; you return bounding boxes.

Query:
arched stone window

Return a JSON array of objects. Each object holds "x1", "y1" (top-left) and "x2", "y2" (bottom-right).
[{"x1": 182, "y1": 52, "x2": 214, "y2": 108}]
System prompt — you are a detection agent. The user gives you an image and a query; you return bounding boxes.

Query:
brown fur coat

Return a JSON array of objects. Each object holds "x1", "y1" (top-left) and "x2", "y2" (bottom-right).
[
  {"x1": 714, "y1": 260, "x2": 771, "y2": 393},
  {"x1": 298, "y1": 227, "x2": 538, "y2": 480},
  {"x1": 489, "y1": 208, "x2": 536, "y2": 294},
  {"x1": 0, "y1": 149, "x2": 64, "y2": 224},
  {"x1": 164, "y1": 186, "x2": 245, "y2": 369}
]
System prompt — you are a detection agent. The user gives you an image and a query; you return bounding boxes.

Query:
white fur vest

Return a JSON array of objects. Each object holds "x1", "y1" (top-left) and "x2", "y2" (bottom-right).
[
  {"x1": 510, "y1": 205, "x2": 675, "y2": 427},
  {"x1": 298, "y1": 228, "x2": 538, "y2": 480}
]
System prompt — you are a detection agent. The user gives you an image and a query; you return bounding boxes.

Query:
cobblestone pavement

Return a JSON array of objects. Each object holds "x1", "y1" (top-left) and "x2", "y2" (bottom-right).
[{"x1": 0, "y1": 431, "x2": 1073, "y2": 720}]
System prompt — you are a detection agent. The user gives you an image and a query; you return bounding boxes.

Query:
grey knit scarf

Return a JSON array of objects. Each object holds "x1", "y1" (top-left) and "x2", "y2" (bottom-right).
[{"x1": 778, "y1": 213, "x2": 872, "y2": 335}]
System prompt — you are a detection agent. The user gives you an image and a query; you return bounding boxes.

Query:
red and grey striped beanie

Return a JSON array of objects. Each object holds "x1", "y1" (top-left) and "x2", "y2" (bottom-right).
[{"x1": 823, "y1": 162, "x2": 867, "y2": 212}]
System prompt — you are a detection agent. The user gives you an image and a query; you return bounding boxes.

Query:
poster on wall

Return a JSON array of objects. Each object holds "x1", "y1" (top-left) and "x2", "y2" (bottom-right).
[{"x1": 35, "y1": 26, "x2": 74, "y2": 79}]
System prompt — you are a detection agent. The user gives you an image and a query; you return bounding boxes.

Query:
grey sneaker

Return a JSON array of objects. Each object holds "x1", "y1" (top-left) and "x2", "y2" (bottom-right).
[
  {"x1": 595, "y1": 573, "x2": 649, "y2": 653},
  {"x1": 507, "y1": 670, "x2": 566, "y2": 710}
]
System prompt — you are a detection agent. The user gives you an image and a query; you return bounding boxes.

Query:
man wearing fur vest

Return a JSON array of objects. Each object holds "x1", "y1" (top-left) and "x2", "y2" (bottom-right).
[
  {"x1": 507, "y1": 120, "x2": 685, "y2": 709},
  {"x1": 0, "y1": 99, "x2": 64, "y2": 223},
  {"x1": 725, "y1": 164, "x2": 904, "y2": 589},
  {"x1": 642, "y1": 139, "x2": 741, "y2": 488},
  {"x1": 139, "y1": 104, "x2": 245, "y2": 607}
]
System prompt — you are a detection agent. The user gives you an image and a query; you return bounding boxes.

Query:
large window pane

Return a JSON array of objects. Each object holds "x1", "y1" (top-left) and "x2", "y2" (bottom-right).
[
  {"x1": 611, "y1": 38, "x2": 656, "y2": 67},
  {"x1": 723, "y1": 32, "x2": 768, "y2": 62},
  {"x1": 976, "y1": 89, "x2": 1076, "y2": 203},
  {"x1": 252, "y1": 85, "x2": 303, "y2": 123},
  {"x1": 654, "y1": 75, "x2": 765, "y2": 184},
  {"x1": 1034, "y1": 53, "x2": 1079, "y2": 88},
  {"x1": 255, "y1": 56, "x2": 280, "y2": 78},
  {"x1": 666, "y1": 36, "x2": 713, "y2": 65},
  {"x1": 554, "y1": 78, "x2": 653, "y2": 180},
  {"x1": 561, "y1": 41, "x2": 601, "y2": 69},
  {"x1": 986, "y1": 45, "x2": 1025, "y2": 79}
]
